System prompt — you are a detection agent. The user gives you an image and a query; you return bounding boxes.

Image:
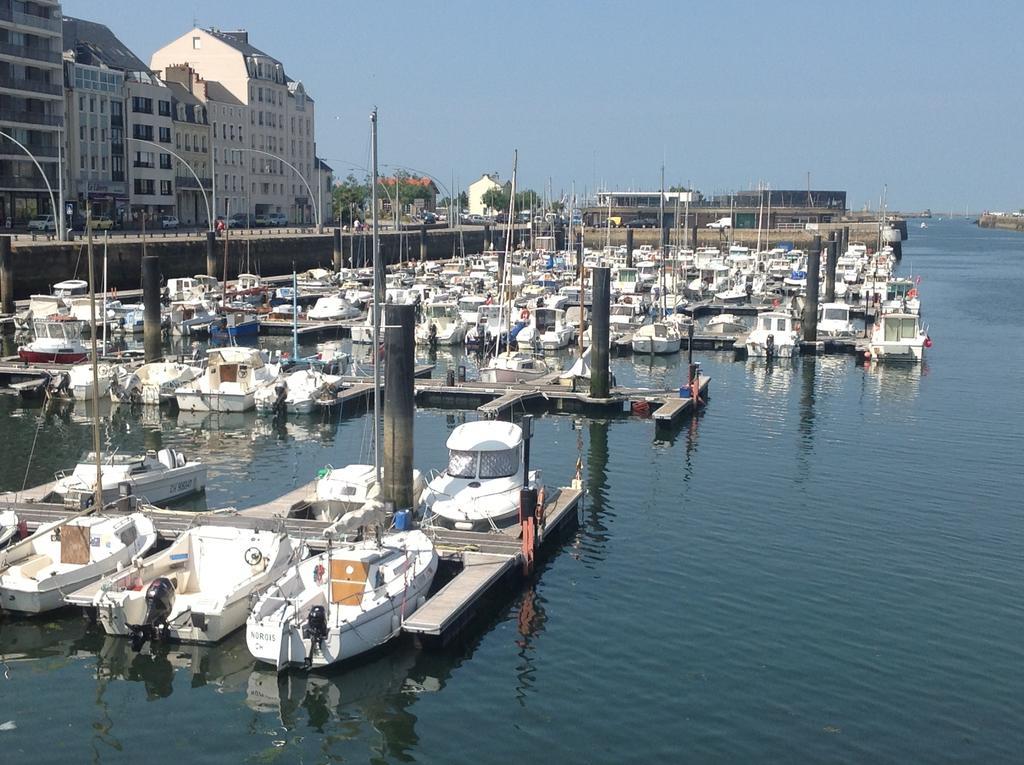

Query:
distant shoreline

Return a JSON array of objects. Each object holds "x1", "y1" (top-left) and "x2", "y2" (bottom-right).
[{"x1": 978, "y1": 213, "x2": 1024, "y2": 232}]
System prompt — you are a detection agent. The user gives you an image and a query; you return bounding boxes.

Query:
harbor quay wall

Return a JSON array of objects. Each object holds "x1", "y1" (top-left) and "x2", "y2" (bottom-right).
[
  {"x1": 581, "y1": 221, "x2": 881, "y2": 249},
  {"x1": 977, "y1": 214, "x2": 1024, "y2": 232},
  {"x1": 3, "y1": 227, "x2": 523, "y2": 299}
]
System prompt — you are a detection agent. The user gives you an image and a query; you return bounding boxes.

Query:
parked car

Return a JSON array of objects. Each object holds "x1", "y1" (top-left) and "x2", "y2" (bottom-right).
[
  {"x1": 254, "y1": 213, "x2": 271, "y2": 227},
  {"x1": 88, "y1": 215, "x2": 115, "y2": 231},
  {"x1": 267, "y1": 212, "x2": 287, "y2": 226},
  {"x1": 27, "y1": 214, "x2": 56, "y2": 232},
  {"x1": 159, "y1": 215, "x2": 179, "y2": 229},
  {"x1": 420, "y1": 211, "x2": 437, "y2": 224},
  {"x1": 625, "y1": 217, "x2": 658, "y2": 229},
  {"x1": 228, "y1": 213, "x2": 251, "y2": 228},
  {"x1": 706, "y1": 217, "x2": 732, "y2": 230}
]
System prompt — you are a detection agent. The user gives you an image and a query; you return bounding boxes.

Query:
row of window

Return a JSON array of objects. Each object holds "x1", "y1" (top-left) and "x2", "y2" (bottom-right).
[
  {"x1": 78, "y1": 95, "x2": 122, "y2": 116},
  {"x1": 133, "y1": 179, "x2": 173, "y2": 196},
  {"x1": 74, "y1": 67, "x2": 122, "y2": 93},
  {"x1": 130, "y1": 97, "x2": 172, "y2": 116},
  {"x1": 175, "y1": 133, "x2": 208, "y2": 153},
  {"x1": 132, "y1": 151, "x2": 172, "y2": 169}
]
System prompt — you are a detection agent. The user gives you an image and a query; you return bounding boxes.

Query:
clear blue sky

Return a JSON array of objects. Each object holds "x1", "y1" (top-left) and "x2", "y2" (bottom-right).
[{"x1": 63, "y1": 0, "x2": 1022, "y2": 213}]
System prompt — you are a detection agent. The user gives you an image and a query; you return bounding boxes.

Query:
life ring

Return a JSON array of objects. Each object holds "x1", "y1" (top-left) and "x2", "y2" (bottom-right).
[
  {"x1": 237, "y1": 367, "x2": 248, "y2": 379},
  {"x1": 907, "y1": 288, "x2": 918, "y2": 299},
  {"x1": 520, "y1": 308, "x2": 530, "y2": 320}
]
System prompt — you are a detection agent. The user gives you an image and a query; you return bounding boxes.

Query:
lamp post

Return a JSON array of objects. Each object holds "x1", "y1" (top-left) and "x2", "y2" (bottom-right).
[
  {"x1": 128, "y1": 137, "x2": 213, "y2": 232},
  {"x1": 239, "y1": 147, "x2": 321, "y2": 232},
  {"x1": 1, "y1": 128, "x2": 59, "y2": 236}
]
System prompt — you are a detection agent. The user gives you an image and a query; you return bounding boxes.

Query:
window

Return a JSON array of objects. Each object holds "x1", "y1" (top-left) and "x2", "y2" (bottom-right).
[
  {"x1": 79, "y1": 125, "x2": 85, "y2": 140},
  {"x1": 133, "y1": 151, "x2": 154, "y2": 168},
  {"x1": 80, "y1": 155, "x2": 85, "y2": 169},
  {"x1": 101, "y1": 128, "x2": 106, "y2": 141},
  {"x1": 447, "y1": 451, "x2": 477, "y2": 479},
  {"x1": 201, "y1": 136, "x2": 206, "y2": 152},
  {"x1": 192, "y1": 36, "x2": 201, "y2": 49},
  {"x1": 158, "y1": 100, "x2": 171, "y2": 117},
  {"x1": 229, "y1": 125, "x2": 234, "y2": 140},
  {"x1": 79, "y1": 95, "x2": 85, "y2": 111},
  {"x1": 160, "y1": 180, "x2": 172, "y2": 195},
  {"x1": 89, "y1": 97, "x2": 95, "y2": 112},
  {"x1": 133, "y1": 178, "x2": 155, "y2": 195},
  {"x1": 131, "y1": 96, "x2": 153, "y2": 114},
  {"x1": 159, "y1": 153, "x2": 171, "y2": 170},
  {"x1": 90, "y1": 127, "x2": 96, "y2": 141},
  {"x1": 112, "y1": 155, "x2": 124, "y2": 182},
  {"x1": 100, "y1": 100, "x2": 106, "y2": 114},
  {"x1": 258, "y1": 87, "x2": 263, "y2": 102},
  {"x1": 479, "y1": 449, "x2": 519, "y2": 479},
  {"x1": 132, "y1": 124, "x2": 153, "y2": 141},
  {"x1": 212, "y1": 120, "x2": 217, "y2": 136},
  {"x1": 101, "y1": 157, "x2": 107, "y2": 171},
  {"x1": 176, "y1": 133, "x2": 182, "y2": 149},
  {"x1": 158, "y1": 126, "x2": 171, "y2": 143}
]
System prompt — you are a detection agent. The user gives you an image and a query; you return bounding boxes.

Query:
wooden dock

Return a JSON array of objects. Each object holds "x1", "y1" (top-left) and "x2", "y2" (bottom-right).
[{"x1": 401, "y1": 552, "x2": 515, "y2": 636}]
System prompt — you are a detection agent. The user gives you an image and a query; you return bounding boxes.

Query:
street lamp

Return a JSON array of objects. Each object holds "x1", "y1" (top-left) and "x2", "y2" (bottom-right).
[
  {"x1": 240, "y1": 147, "x2": 321, "y2": 232},
  {"x1": 1, "y1": 128, "x2": 60, "y2": 237},
  {"x1": 128, "y1": 137, "x2": 214, "y2": 232}
]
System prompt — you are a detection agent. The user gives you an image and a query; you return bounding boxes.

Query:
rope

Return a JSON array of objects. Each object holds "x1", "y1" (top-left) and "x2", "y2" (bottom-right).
[{"x1": 20, "y1": 415, "x2": 44, "y2": 493}]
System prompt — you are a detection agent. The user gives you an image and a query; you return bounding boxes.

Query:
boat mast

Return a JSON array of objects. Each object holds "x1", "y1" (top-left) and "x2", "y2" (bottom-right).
[
  {"x1": 497, "y1": 149, "x2": 517, "y2": 354},
  {"x1": 371, "y1": 108, "x2": 381, "y2": 483},
  {"x1": 86, "y1": 212, "x2": 103, "y2": 510},
  {"x1": 659, "y1": 164, "x2": 666, "y2": 318},
  {"x1": 291, "y1": 264, "x2": 298, "y2": 360}
]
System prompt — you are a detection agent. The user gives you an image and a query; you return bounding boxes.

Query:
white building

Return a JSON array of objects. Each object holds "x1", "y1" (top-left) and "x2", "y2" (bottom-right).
[
  {"x1": 150, "y1": 27, "x2": 317, "y2": 224},
  {"x1": 1, "y1": 0, "x2": 64, "y2": 226},
  {"x1": 468, "y1": 172, "x2": 505, "y2": 217}
]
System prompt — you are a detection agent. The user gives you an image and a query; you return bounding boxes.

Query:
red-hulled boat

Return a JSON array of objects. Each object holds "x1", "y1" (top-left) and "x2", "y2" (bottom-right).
[{"x1": 18, "y1": 316, "x2": 88, "y2": 364}]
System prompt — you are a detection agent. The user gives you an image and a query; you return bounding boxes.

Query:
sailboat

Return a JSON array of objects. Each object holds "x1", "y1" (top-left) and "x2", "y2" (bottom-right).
[
  {"x1": 247, "y1": 110, "x2": 437, "y2": 670},
  {"x1": 631, "y1": 167, "x2": 681, "y2": 355}
]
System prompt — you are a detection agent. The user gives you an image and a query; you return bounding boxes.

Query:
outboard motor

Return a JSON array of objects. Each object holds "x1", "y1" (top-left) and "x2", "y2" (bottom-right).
[
  {"x1": 428, "y1": 322, "x2": 438, "y2": 348},
  {"x1": 129, "y1": 577, "x2": 176, "y2": 652},
  {"x1": 766, "y1": 333, "x2": 775, "y2": 361},
  {"x1": 301, "y1": 605, "x2": 329, "y2": 668},
  {"x1": 271, "y1": 383, "x2": 288, "y2": 415}
]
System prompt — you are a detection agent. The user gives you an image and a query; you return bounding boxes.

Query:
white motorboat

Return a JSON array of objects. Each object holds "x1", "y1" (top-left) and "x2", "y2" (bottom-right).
[
  {"x1": 423, "y1": 420, "x2": 542, "y2": 531},
  {"x1": 416, "y1": 302, "x2": 467, "y2": 346},
  {"x1": 254, "y1": 367, "x2": 341, "y2": 415},
  {"x1": 478, "y1": 351, "x2": 550, "y2": 384},
  {"x1": 457, "y1": 295, "x2": 487, "y2": 326},
  {"x1": 349, "y1": 303, "x2": 385, "y2": 344},
  {"x1": 48, "y1": 448, "x2": 206, "y2": 507},
  {"x1": 92, "y1": 525, "x2": 297, "y2": 649},
  {"x1": 67, "y1": 361, "x2": 127, "y2": 400},
  {"x1": 175, "y1": 347, "x2": 279, "y2": 412},
  {"x1": 631, "y1": 321, "x2": 682, "y2": 354},
  {"x1": 705, "y1": 313, "x2": 748, "y2": 334},
  {"x1": 112, "y1": 361, "x2": 203, "y2": 405},
  {"x1": 817, "y1": 302, "x2": 858, "y2": 338},
  {"x1": 310, "y1": 464, "x2": 425, "y2": 522},
  {"x1": 19, "y1": 317, "x2": 88, "y2": 364},
  {"x1": 746, "y1": 311, "x2": 799, "y2": 358},
  {"x1": 0, "y1": 513, "x2": 157, "y2": 613},
  {"x1": 608, "y1": 300, "x2": 646, "y2": 334},
  {"x1": 169, "y1": 299, "x2": 217, "y2": 336},
  {"x1": 247, "y1": 521, "x2": 437, "y2": 670},
  {"x1": 515, "y1": 307, "x2": 574, "y2": 351},
  {"x1": 307, "y1": 295, "x2": 360, "y2": 321},
  {"x1": 868, "y1": 312, "x2": 930, "y2": 362},
  {"x1": 0, "y1": 510, "x2": 19, "y2": 549}
]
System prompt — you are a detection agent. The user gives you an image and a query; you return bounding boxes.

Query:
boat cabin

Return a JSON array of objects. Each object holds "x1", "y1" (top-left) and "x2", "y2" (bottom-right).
[
  {"x1": 444, "y1": 421, "x2": 523, "y2": 481},
  {"x1": 880, "y1": 313, "x2": 921, "y2": 342},
  {"x1": 756, "y1": 312, "x2": 795, "y2": 333}
]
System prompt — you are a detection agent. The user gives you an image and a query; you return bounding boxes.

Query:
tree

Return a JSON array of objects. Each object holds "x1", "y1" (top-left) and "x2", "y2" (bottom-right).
[
  {"x1": 669, "y1": 185, "x2": 690, "y2": 192},
  {"x1": 332, "y1": 174, "x2": 369, "y2": 224},
  {"x1": 481, "y1": 187, "x2": 509, "y2": 214}
]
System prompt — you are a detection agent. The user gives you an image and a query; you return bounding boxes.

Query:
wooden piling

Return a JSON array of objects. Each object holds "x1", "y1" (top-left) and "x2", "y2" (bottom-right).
[
  {"x1": 205, "y1": 231, "x2": 217, "y2": 278},
  {"x1": 0, "y1": 235, "x2": 13, "y2": 314},
  {"x1": 419, "y1": 225, "x2": 428, "y2": 264},
  {"x1": 383, "y1": 302, "x2": 416, "y2": 510},
  {"x1": 824, "y1": 233, "x2": 839, "y2": 303},
  {"x1": 142, "y1": 254, "x2": 162, "y2": 363},
  {"x1": 333, "y1": 227, "x2": 343, "y2": 271},
  {"x1": 802, "y1": 235, "x2": 821, "y2": 342},
  {"x1": 625, "y1": 228, "x2": 634, "y2": 268},
  {"x1": 590, "y1": 266, "x2": 611, "y2": 398},
  {"x1": 484, "y1": 224, "x2": 492, "y2": 251}
]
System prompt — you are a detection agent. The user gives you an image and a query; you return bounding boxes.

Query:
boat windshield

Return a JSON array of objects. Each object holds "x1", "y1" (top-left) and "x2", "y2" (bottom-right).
[
  {"x1": 447, "y1": 450, "x2": 478, "y2": 478},
  {"x1": 823, "y1": 308, "x2": 848, "y2": 321},
  {"x1": 479, "y1": 448, "x2": 519, "y2": 479},
  {"x1": 884, "y1": 317, "x2": 919, "y2": 341}
]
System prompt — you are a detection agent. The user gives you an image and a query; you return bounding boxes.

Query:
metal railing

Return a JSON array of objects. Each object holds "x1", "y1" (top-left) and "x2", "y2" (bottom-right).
[
  {"x1": 0, "y1": 6, "x2": 63, "y2": 33},
  {"x1": 175, "y1": 175, "x2": 212, "y2": 190},
  {"x1": 0, "y1": 138, "x2": 58, "y2": 157},
  {"x1": 0, "y1": 174, "x2": 56, "y2": 190},
  {"x1": 2, "y1": 109, "x2": 63, "y2": 127},
  {"x1": 0, "y1": 73, "x2": 62, "y2": 96},
  {"x1": 0, "y1": 40, "x2": 61, "y2": 64}
]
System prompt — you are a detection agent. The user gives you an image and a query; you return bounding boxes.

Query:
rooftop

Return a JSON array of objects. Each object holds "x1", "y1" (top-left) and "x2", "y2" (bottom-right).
[{"x1": 63, "y1": 16, "x2": 149, "y2": 73}]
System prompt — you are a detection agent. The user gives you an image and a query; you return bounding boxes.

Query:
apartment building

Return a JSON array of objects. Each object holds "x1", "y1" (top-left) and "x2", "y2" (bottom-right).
[
  {"x1": 165, "y1": 76, "x2": 211, "y2": 226},
  {"x1": 125, "y1": 70, "x2": 174, "y2": 221},
  {"x1": 151, "y1": 27, "x2": 317, "y2": 224},
  {"x1": 0, "y1": 0, "x2": 64, "y2": 226}
]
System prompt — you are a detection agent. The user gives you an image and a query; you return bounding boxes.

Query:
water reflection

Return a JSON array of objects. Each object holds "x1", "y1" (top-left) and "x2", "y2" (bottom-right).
[
  {"x1": 863, "y1": 360, "x2": 925, "y2": 403},
  {"x1": 512, "y1": 584, "x2": 548, "y2": 706},
  {"x1": 575, "y1": 419, "x2": 611, "y2": 568}
]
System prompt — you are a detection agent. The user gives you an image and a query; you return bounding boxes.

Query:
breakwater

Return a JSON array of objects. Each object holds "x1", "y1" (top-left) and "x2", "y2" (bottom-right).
[{"x1": 977, "y1": 213, "x2": 1024, "y2": 232}]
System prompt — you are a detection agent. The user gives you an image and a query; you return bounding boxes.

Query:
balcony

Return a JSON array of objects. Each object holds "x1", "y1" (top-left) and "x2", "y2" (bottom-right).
[
  {"x1": 0, "y1": 40, "x2": 61, "y2": 66},
  {"x1": 0, "y1": 72, "x2": 62, "y2": 97},
  {"x1": 0, "y1": 6, "x2": 63, "y2": 34},
  {"x1": 175, "y1": 175, "x2": 212, "y2": 190},
  {"x1": 0, "y1": 174, "x2": 54, "y2": 190},
  {"x1": 0, "y1": 138, "x2": 58, "y2": 158},
  {"x1": 3, "y1": 109, "x2": 63, "y2": 127}
]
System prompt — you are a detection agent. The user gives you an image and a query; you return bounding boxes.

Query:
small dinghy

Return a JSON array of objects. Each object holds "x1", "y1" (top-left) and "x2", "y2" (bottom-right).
[{"x1": 0, "y1": 513, "x2": 157, "y2": 613}]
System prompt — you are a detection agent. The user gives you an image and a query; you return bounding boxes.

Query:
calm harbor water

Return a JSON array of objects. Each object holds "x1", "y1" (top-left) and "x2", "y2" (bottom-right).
[{"x1": 1, "y1": 219, "x2": 1022, "y2": 763}]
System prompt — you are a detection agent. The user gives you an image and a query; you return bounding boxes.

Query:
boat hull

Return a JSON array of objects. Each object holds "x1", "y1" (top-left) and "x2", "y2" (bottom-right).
[
  {"x1": 18, "y1": 349, "x2": 88, "y2": 364},
  {"x1": 176, "y1": 390, "x2": 256, "y2": 413}
]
